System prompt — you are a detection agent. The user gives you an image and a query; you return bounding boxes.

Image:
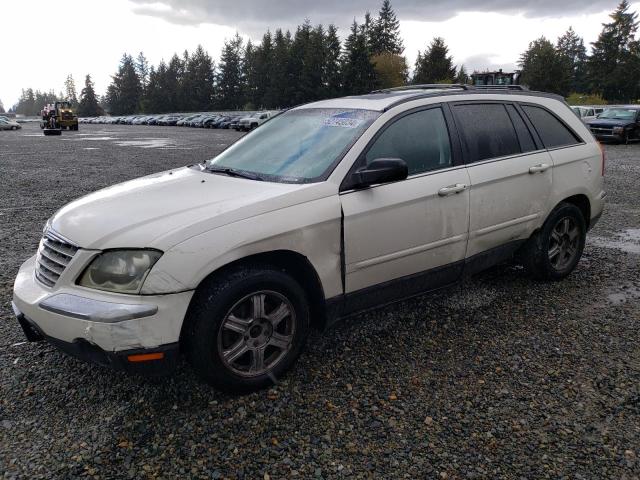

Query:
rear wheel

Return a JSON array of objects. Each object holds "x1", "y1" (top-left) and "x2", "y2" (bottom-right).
[
  {"x1": 185, "y1": 266, "x2": 310, "y2": 393},
  {"x1": 521, "y1": 202, "x2": 586, "y2": 280}
]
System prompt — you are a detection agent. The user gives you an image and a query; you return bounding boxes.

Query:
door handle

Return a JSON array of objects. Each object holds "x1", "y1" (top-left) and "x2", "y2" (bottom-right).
[
  {"x1": 438, "y1": 184, "x2": 468, "y2": 196},
  {"x1": 529, "y1": 163, "x2": 550, "y2": 174}
]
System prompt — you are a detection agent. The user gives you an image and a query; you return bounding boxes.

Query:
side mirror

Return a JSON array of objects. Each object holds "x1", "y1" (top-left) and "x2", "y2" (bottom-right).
[{"x1": 351, "y1": 158, "x2": 408, "y2": 188}]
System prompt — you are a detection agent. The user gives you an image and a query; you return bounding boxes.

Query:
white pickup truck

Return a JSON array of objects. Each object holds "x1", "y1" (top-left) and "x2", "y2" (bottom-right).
[{"x1": 236, "y1": 111, "x2": 276, "y2": 131}]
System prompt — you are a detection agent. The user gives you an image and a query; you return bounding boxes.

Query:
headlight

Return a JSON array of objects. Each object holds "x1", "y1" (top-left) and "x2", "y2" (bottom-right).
[{"x1": 78, "y1": 250, "x2": 162, "y2": 294}]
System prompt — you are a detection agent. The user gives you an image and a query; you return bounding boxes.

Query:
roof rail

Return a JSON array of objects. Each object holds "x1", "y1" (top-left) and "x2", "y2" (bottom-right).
[
  {"x1": 371, "y1": 84, "x2": 469, "y2": 93},
  {"x1": 470, "y1": 85, "x2": 528, "y2": 91}
]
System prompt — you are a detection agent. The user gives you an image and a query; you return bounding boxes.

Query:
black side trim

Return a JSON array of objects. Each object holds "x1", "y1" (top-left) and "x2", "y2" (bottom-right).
[
  {"x1": 326, "y1": 239, "x2": 526, "y2": 325},
  {"x1": 463, "y1": 240, "x2": 526, "y2": 277},
  {"x1": 326, "y1": 260, "x2": 464, "y2": 323}
]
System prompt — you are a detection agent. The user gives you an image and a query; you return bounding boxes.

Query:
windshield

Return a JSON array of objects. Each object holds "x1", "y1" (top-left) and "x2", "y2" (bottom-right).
[
  {"x1": 207, "y1": 108, "x2": 380, "y2": 182},
  {"x1": 597, "y1": 108, "x2": 638, "y2": 120}
]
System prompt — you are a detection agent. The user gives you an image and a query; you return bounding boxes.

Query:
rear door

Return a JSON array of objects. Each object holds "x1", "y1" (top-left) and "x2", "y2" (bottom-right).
[{"x1": 450, "y1": 101, "x2": 553, "y2": 260}]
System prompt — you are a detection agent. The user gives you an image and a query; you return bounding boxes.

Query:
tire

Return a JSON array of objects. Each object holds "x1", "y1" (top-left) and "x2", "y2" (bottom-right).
[
  {"x1": 185, "y1": 265, "x2": 310, "y2": 393},
  {"x1": 251, "y1": 123, "x2": 258, "y2": 130},
  {"x1": 520, "y1": 202, "x2": 586, "y2": 281}
]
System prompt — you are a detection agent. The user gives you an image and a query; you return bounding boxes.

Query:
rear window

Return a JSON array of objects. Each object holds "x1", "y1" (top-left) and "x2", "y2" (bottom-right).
[
  {"x1": 452, "y1": 103, "x2": 521, "y2": 162},
  {"x1": 521, "y1": 105, "x2": 581, "y2": 149}
]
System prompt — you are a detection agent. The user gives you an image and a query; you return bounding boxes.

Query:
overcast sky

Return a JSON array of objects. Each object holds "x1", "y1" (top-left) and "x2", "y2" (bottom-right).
[{"x1": 2, "y1": 0, "x2": 638, "y2": 109}]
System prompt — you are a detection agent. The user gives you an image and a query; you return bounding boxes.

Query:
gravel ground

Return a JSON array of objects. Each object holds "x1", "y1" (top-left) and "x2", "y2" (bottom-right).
[{"x1": 1, "y1": 123, "x2": 639, "y2": 479}]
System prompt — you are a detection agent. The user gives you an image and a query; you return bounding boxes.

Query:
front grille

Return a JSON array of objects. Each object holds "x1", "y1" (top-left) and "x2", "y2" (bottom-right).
[
  {"x1": 35, "y1": 230, "x2": 79, "y2": 287},
  {"x1": 590, "y1": 127, "x2": 614, "y2": 135}
]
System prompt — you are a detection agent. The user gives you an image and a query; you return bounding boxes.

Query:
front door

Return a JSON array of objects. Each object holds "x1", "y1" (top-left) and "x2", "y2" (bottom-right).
[{"x1": 340, "y1": 106, "x2": 470, "y2": 297}]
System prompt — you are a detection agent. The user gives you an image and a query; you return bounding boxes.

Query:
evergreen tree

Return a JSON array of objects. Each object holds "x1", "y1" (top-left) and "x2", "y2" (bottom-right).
[
  {"x1": 323, "y1": 24, "x2": 342, "y2": 98},
  {"x1": 64, "y1": 74, "x2": 78, "y2": 107},
  {"x1": 166, "y1": 53, "x2": 185, "y2": 111},
  {"x1": 557, "y1": 27, "x2": 588, "y2": 93},
  {"x1": 341, "y1": 20, "x2": 377, "y2": 95},
  {"x1": 370, "y1": 0, "x2": 404, "y2": 55},
  {"x1": 216, "y1": 33, "x2": 245, "y2": 109},
  {"x1": 185, "y1": 45, "x2": 215, "y2": 111},
  {"x1": 413, "y1": 37, "x2": 456, "y2": 84},
  {"x1": 519, "y1": 37, "x2": 572, "y2": 96},
  {"x1": 288, "y1": 21, "x2": 313, "y2": 105},
  {"x1": 135, "y1": 52, "x2": 150, "y2": 89},
  {"x1": 588, "y1": 1, "x2": 640, "y2": 102},
  {"x1": 106, "y1": 53, "x2": 142, "y2": 114},
  {"x1": 0, "y1": 99, "x2": 4, "y2": 114},
  {"x1": 243, "y1": 40, "x2": 259, "y2": 108},
  {"x1": 77, "y1": 74, "x2": 101, "y2": 116},
  {"x1": 145, "y1": 61, "x2": 170, "y2": 113},
  {"x1": 455, "y1": 65, "x2": 469, "y2": 84},
  {"x1": 245, "y1": 31, "x2": 274, "y2": 108},
  {"x1": 266, "y1": 29, "x2": 292, "y2": 108}
]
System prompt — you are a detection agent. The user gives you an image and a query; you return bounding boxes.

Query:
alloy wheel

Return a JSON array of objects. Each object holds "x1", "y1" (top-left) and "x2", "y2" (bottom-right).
[
  {"x1": 217, "y1": 290, "x2": 295, "y2": 377},
  {"x1": 548, "y1": 217, "x2": 580, "y2": 271}
]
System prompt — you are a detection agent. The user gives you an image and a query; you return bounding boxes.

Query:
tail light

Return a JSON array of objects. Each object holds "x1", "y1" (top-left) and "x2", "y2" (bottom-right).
[{"x1": 599, "y1": 143, "x2": 606, "y2": 176}]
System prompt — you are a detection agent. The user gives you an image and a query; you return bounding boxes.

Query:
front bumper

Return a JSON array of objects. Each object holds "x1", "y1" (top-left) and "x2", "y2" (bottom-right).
[
  {"x1": 14, "y1": 304, "x2": 179, "y2": 375},
  {"x1": 591, "y1": 131, "x2": 624, "y2": 142},
  {"x1": 12, "y1": 255, "x2": 194, "y2": 373}
]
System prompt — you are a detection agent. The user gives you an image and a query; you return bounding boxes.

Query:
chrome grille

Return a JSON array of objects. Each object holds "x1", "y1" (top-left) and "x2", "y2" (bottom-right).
[{"x1": 35, "y1": 230, "x2": 79, "y2": 288}]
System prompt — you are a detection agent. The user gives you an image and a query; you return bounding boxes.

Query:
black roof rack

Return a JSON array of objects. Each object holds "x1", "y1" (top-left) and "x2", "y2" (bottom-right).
[
  {"x1": 471, "y1": 85, "x2": 528, "y2": 91},
  {"x1": 371, "y1": 84, "x2": 470, "y2": 93}
]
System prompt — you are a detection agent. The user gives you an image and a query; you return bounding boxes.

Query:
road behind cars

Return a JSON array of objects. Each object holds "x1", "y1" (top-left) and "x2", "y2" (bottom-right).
[{"x1": 1, "y1": 123, "x2": 639, "y2": 478}]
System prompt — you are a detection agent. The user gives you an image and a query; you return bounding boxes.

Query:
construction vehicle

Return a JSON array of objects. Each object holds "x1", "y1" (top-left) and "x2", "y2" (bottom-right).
[{"x1": 40, "y1": 101, "x2": 78, "y2": 131}]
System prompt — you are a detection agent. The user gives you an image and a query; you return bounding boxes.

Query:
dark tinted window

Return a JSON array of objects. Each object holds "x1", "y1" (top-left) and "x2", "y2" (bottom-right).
[
  {"x1": 366, "y1": 108, "x2": 452, "y2": 175},
  {"x1": 521, "y1": 105, "x2": 580, "y2": 149},
  {"x1": 453, "y1": 103, "x2": 521, "y2": 162},
  {"x1": 505, "y1": 104, "x2": 536, "y2": 152}
]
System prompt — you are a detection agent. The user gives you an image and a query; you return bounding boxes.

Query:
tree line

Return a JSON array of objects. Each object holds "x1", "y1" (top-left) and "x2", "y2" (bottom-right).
[
  {"x1": 10, "y1": 0, "x2": 640, "y2": 116},
  {"x1": 519, "y1": 1, "x2": 640, "y2": 102}
]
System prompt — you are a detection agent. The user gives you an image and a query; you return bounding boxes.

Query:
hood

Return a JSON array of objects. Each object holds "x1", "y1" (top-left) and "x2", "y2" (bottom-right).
[
  {"x1": 587, "y1": 118, "x2": 635, "y2": 127},
  {"x1": 50, "y1": 166, "x2": 331, "y2": 250}
]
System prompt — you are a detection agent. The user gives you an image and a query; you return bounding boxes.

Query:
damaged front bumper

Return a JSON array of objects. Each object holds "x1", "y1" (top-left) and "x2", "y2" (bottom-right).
[{"x1": 12, "y1": 255, "x2": 194, "y2": 375}]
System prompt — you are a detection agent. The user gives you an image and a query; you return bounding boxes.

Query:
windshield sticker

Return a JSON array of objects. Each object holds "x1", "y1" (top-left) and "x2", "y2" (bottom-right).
[{"x1": 323, "y1": 117, "x2": 363, "y2": 128}]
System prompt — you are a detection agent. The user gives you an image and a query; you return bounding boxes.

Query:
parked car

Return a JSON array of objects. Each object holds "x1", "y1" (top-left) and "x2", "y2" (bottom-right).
[
  {"x1": 220, "y1": 116, "x2": 241, "y2": 129},
  {"x1": 202, "y1": 116, "x2": 222, "y2": 128},
  {"x1": 0, "y1": 118, "x2": 22, "y2": 130},
  {"x1": 571, "y1": 106, "x2": 604, "y2": 123},
  {"x1": 12, "y1": 86, "x2": 605, "y2": 392},
  {"x1": 177, "y1": 115, "x2": 199, "y2": 126},
  {"x1": 236, "y1": 111, "x2": 276, "y2": 131},
  {"x1": 586, "y1": 106, "x2": 640, "y2": 143}
]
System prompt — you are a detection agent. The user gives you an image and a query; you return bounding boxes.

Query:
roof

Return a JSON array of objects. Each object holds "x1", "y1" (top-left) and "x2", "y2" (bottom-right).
[{"x1": 299, "y1": 85, "x2": 563, "y2": 112}]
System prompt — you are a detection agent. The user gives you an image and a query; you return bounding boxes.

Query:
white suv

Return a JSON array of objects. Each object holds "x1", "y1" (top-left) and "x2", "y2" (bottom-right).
[{"x1": 13, "y1": 86, "x2": 606, "y2": 392}]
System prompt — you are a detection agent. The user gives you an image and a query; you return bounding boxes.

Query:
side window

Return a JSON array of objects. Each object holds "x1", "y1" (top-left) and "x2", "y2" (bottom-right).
[
  {"x1": 452, "y1": 103, "x2": 521, "y2": 162},
  {"x1": 365, "y1": 108, "x2": 452, "y2": 175},
  {"x1": 521, "y1": 105, "x2": 581, "y2": 149},
  {"x1": 505, "y1": 104, "x2": 536, "y2": 153}
]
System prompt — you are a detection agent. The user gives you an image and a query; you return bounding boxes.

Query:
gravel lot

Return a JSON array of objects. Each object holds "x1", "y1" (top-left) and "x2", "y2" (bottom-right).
[{"x1": 1, "y1": 123, "x2": 639, "y2": 479}]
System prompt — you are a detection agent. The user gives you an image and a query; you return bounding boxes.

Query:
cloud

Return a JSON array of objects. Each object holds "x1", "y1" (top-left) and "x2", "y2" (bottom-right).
[
  {"x1": 130, "y1": 0, "x2": 616, "y2": 35},
  {"x1": 461, "y1": 54, "x2": 517, "y2": 73}
]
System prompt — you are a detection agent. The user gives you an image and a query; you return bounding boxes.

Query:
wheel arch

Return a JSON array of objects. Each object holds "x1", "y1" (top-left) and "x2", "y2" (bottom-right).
[
  {"x1": 179, "y1": 249, "x2": 328, "y2": 347},
  {"x1": 558, "y1": 194, "x2": 591, "y2": 230}
]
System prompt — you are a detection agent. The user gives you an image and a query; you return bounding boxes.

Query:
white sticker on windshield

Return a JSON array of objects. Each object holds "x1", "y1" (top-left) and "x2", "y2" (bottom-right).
[{"x1": 323, "y1": 117, "x2": 362, "y2": 128}]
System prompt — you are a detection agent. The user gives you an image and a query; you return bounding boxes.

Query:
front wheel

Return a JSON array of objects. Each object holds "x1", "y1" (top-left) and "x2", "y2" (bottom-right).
[
  {"x1": 185, "y1": 266, "x2": 310, "y2": 393},
  {"x1": 520, "y1": 202, "x2": 586, "y2": 280}
]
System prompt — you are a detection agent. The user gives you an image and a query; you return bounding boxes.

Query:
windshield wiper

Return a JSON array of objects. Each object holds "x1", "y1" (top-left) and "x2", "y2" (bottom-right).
[{"x1": 206, "y1": 165, "x2": 263, "y2": 181}]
